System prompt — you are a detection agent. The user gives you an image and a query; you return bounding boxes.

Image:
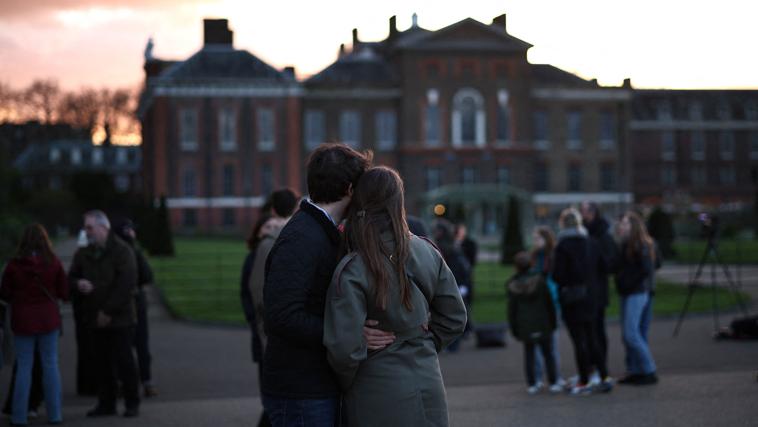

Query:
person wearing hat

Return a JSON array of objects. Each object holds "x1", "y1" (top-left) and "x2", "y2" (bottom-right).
[{"x1": 115, "y1": 219, "x2": 158, "y2": 398}]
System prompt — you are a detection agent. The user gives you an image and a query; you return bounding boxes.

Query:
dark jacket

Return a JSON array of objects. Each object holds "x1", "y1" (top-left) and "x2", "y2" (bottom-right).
[
  {"x1": 68, "y1": 232, "x2": 137, "y2": 329},
  {"x1": 552, "y1": 229, "x2": 603, "y2": 324},
  {"x1": 261, "y1": 200, "x2": 341, "y2": 399},
  {"x1": 615, "y1": 242, "x2": 660, "y2": 296},
  {"x1": 0, "y1": 255, "x2": 68, "y2": 335},
  {"x1": 584, "y1": 217, "x2": 618, "y2": 308},
  {"x1": 507, "y1": 272, "x2": 556, "y2": 342}
]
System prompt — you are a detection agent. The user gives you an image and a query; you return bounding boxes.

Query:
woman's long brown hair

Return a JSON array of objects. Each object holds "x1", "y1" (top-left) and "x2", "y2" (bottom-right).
[
  {"x1": 624, "y1": 211, "x2": 656, "y2": 264},
  {"x1": 343, "y1": 166, "x2": 413, "y2": 311},
  {"x1": 530, "y1": 226, "x2": 556, "y2": 272},
  {"x1": 15, "y1": 223, "x2": 55, "y2": 264}
]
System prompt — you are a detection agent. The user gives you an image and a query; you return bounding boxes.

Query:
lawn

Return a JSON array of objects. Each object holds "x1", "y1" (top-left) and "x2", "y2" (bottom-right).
[
  {"x1": 673, "y1": 239, "x2": 758, "y2": 264},
  {"x1": 149, "y1": 238, "x2": 750, "y2": 326}
]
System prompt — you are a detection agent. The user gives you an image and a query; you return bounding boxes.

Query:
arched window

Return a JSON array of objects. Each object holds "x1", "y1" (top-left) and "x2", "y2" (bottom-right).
[{"x1": 452, "y1": 88, "x2": 485, "y2": 147}]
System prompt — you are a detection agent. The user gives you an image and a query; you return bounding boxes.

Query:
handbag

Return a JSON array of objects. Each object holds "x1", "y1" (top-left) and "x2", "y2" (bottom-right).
[
  {"x1": 559, "y1": 285, "x2": 588, "y2": 305},
  {"x1": 32, "y1": 272, "x2": 63, "y2": 337}
]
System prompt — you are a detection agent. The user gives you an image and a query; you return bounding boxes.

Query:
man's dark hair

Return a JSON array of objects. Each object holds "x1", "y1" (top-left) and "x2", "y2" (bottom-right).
[
  {"x1": 306, "y1": 144, "x2": 372, "y2": 204},
  {"x1": 513, "y1": 251, "x2": 532, "y2": 273},
  {"x1": 268, "y1": 188, "x2": 299, "y2": 218}
]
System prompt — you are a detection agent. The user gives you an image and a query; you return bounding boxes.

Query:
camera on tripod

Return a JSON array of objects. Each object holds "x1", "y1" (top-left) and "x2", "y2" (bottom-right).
[{"x1": 698, "y1": 213, "x2": 719, "y2": 241}]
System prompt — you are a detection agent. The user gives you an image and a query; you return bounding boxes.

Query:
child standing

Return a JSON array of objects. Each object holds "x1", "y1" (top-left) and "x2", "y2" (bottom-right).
[{"x1": 508, "y1": 252, "x2": 561, "y2": 394}]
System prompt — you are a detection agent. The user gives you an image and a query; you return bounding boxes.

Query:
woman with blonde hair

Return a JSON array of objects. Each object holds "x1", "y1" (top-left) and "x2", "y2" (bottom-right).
[
  {"x1": 324, "y1": 166, "x2": 467, "y2": 426},
  {"x1": 615, "y1": 211, "x2": 659, "y2": 386},
  {"x1": 0, "y1": 224, "x2": 67, "y2": 425},
  {"x1": 552, "y1": 208, "x2": 612, "y2": 395}
]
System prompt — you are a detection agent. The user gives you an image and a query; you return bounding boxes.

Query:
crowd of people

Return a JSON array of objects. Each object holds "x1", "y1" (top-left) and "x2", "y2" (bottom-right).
[
  {"x1": 0, "y1": 212, "x2": 157, "y2": 425},
  {"x1": 0, "y1": 144, "x2": 664, "y2": 426},
  {"x1": 507, "y1": 204, "x2": 661, "y2": 396}
]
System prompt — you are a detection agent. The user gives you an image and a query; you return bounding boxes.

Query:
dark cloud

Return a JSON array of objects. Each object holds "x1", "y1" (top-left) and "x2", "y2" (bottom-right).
[{"x1": 0, "y1": 1, "x2": 200, "y2": 20}]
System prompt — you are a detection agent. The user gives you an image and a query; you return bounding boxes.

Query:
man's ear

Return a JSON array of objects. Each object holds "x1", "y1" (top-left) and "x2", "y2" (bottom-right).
[{"x1": 347, "y1": 183, "x2": 354, "y2": 198}]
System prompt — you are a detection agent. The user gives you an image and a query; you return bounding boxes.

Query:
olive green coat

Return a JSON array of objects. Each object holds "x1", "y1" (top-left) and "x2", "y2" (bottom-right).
[{"x1": 324, "y1": 233, "x2": 467, "y2": 427}]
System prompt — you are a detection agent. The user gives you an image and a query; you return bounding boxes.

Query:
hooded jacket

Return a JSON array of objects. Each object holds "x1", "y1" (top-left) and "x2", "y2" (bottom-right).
[
  {"x1": 507, "y1": 272, "x2": 556, "y2": 342},
  {"x1": 552, "y1": 228, "x2": 604, "y2": 323},
  {"x1": 0, "y1": 255, "x2": 68, "y2": 335},
  {"x1": 584, "y1": 216, "x2": 618, "y2": 307}
]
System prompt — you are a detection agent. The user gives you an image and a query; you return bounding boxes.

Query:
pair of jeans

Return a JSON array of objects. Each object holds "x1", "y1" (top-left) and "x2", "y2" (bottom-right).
[
  {"x1": 12, "y1": 330, "x2": 62, "y2": 424},
  {"x1": 565, "y1": 321, "x2": 607, "y2": 384},
  {"x1": 92, "y1": 327, "x2": 140, "y2": 410},
  {"x1": 620, "y1": 292, "x2": 657, "y2": 375},
  {"x1": 533, "y1": 329, "x2": 560, "y2": 383},
  {"x1": 524, "y1": 336, "x2": 557, "y2": 386},
  {"x1": 262, "y1": 395, "x2": 338, "y2": 427},
  {"x1": 133, "y1": 290, "x2": 152, "y2": 384}
]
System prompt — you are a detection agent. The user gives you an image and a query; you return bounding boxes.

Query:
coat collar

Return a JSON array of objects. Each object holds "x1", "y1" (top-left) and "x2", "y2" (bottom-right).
[{"x1": 300, "y1": 199, "x2": 341, "y2": 246}]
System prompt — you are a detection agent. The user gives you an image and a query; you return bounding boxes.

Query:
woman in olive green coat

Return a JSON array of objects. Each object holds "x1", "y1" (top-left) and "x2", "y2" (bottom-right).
[{"x1": 324, "y1": 166, "x2": 467, "y2": 427}]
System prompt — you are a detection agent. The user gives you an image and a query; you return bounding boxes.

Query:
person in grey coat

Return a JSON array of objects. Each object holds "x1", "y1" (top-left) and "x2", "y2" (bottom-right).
[{"x1": 324, "y1": 167, "x2": 467, "y2": 427}]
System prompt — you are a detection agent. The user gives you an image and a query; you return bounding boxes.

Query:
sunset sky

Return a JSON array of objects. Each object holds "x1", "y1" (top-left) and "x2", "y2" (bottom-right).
[{"x1": 1, "y1": 0, "x2": 757, "y2": 92}]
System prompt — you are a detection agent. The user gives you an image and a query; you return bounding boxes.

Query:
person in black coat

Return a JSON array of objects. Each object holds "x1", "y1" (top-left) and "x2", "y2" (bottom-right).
[
  {"x1": 116, "y1": 219, "x2": 158, "y2": 398},
  {"x1": 261, "y1": 144, "x2": 385, "y2": 426},
  {"x1": 552, "y1": 208, "x2": 612, "y2": 395},
  {"x1": 433, "y1": 220, "x2": 472, "y2": 352},
  {"x1": 615, "y1": 212, "x2": 659, "y2": 386},
  {"x1": 581, "y1": 202, "x2": 619, "y2": 376}
]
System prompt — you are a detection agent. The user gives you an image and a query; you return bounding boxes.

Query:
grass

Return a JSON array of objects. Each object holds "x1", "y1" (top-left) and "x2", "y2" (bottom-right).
[
  {"x1": 469, "y1": 262, "x2": 749, "y2": 324},
  {"x1": 149, "y1": 238, "x2": 751, "y2": 326},
  {"x1": 673, "y1": 239, "x2": 758, "y2": 264}
]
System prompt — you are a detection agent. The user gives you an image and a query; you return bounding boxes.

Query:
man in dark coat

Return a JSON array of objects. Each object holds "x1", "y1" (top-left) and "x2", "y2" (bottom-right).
[
  {"x1": 581, "y1": 202, "x2": 619, "y2": 370},
  {"x1": 115, "y1": 219, "x2": 157, "y2": 398},
  {"x1": 69, "y1": 210, "x2": 140, "y2": 418},
  {"x1": 262, "y1": 144, "x2": 378, "y2": 426}
]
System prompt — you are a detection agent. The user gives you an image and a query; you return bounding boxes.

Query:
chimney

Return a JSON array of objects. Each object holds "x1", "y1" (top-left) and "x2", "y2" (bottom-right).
[
  {"x1": 412, "y1": 13, "x2": 418, "y2": 28},
  {"x1": 203, "y1": 19, "x2": 233, "y2": 46},
  {"x1": 352, "y1": 28, "x2": 359, "y2": 50},
  {"x1": 338, "y1": 43, "x2": 346, "y2": 58},
  {"x1": 283, "y1": 66, "x2": 295, "y2": 81},
  {"x1": 389, "y1": 15, "x2": 398, "y2": 38},
  {"x1": 492, "y1": 14, "x2": 506, "y2": 33},
  {"x1": 623, "y1": 78, "x2": 632, "y2": 89}
]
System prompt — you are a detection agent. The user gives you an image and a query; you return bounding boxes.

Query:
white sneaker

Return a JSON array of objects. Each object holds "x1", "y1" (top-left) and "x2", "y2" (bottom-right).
[
  {"x1": 548, "y1": 383, "x2": 563, "y2": 393},
  {"x1": 567, "y1": 375, "x2": 579, "y2": 388},
  {"x1": 527, "y1": 382, "x2": 544, "y2": 395},
  {"x1": 588, "y1": 371, "x2": 601, "y2": 386},
  {"x1": 570, "y1": 384, "x2": 593, "y2": 396},
  {"x1": 555, "y1": 377, "x2": 567, "y2": 388}
]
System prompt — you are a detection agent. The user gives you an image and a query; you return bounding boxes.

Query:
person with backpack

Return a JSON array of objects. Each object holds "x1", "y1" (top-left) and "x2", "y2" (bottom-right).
[{"x1": 507, "y1": 251, "x2": 560, "y2": 394}]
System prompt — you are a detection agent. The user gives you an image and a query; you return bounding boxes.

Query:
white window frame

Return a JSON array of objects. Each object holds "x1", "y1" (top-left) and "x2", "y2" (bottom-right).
[
  {"x1": 116, "y1": 148, "x2": 128, "y2": 165},
  {"x1": 179, "y1": 108, "x2": 198, "y2": 151},
  {"x1": 71, "y1": 148, "x2": 82, "y2": 165},
  {"x1": 719, "y1": 131, "x2": 735, "y2": 160},
  {"x1": 661, "y1": 131, "x2": 676, "y2": 161},
  {"x1": 425, "y1": 89, "x2": 441, "y2": 147},
  {"x1": 566, "y1": 111, "x2": 583, "y2": 151},
  {"x1": 451, "y1": 88, "x2": 486, "y2": 148},
  {"x1": 375, "y1": 110, "x2": 397, "y2": 151},
  {"x1": 257, "y1": 108, "x2": 275, "y2": 152},
  {"x1": 599, "y1": 112, "x2": 616, "y2": 150},
  {"x1": 339, "y1": 110, "x2": 361, "y2": 148},
  {"x1": 304, "y1": 109, "x2": 325, "y2": 150},
  {"x1": 218, "y1": 108, "x2": 237, "y2": 152},
  {"x1": 92, "y1": 148, "x2": 104, "y2": 165},
  {"x1": 691, "y1": 131, "x2": 705, "y2": 161},
  {"x1": 533, "y1": 110, "x2": 549, "y2": 150},
  {"x1": 496, "y1": 89, "x2": 510, "y2": 146},
  {"x1": 183, "y1": 169, "x2": 196, "y2": 197},
  {"x1": 496, "y1": 166, "x2": 510, "y2": 186},
  {"x1": 49, "y1": 148, "x2": 61, "y2": 164}
]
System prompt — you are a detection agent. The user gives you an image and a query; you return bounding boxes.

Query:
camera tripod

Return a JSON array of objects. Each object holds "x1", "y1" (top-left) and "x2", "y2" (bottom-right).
[{"x1": 672, "y1": 236, "x2": 749, "y2": 337}]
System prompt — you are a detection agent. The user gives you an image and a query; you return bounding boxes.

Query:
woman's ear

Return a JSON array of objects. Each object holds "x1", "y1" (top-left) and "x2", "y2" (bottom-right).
[{"x1": 347, "y1": 183, "x2": 354, "y2": 197}]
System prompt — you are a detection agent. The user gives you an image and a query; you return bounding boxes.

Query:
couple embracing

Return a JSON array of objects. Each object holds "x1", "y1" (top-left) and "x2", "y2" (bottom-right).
[{"x1": 261, "y1": 144, "x2": 467, "y2": 427}]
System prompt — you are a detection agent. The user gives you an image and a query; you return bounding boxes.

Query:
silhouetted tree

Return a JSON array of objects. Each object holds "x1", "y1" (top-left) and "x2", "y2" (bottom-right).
[
  {"x1": 647, "y1": 207, "x2": 676, "y2": 259},
  {"x1": 501, "y1": 195, "x2": 523, "y2": 264},
  {"x1": 150, "y1": 195, "x2": 174, "y2": 256},
  {"x1": 25, "y1": 79, "x2": 61, "y2": 124}
]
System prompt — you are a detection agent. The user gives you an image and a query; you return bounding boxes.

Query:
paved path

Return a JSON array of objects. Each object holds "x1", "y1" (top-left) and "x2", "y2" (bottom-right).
[{"x1": 2, "y1": 240, "x2": 755, "y2": 426}]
